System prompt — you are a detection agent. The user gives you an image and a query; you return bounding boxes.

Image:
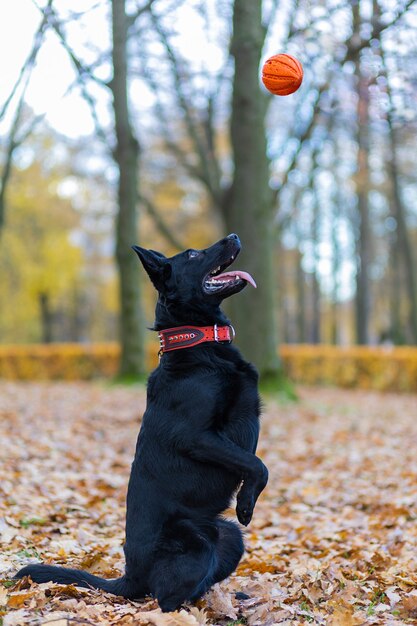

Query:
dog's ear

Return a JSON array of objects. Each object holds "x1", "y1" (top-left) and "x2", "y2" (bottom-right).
[{"x1": 132, "y1": 246, "x2": 171, "y2": 291}]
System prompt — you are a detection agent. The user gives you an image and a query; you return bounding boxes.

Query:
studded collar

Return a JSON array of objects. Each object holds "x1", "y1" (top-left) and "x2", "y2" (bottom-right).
[{"x1": 158, "y1": 324, "x2": 235, "y2": 355}]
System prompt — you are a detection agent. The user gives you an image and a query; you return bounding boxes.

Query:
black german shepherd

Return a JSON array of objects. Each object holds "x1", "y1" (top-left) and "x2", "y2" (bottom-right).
[{"x1": 16, "y1": 234, "x2": 268, "y2": 612}]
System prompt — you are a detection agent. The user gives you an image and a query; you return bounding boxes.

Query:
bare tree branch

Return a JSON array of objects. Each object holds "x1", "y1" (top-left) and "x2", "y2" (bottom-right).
[
  {"x1": 148, "y1": 5, "x2": 222, "y2": 206},
  {"x1": 271, "y1": 82, "x2": 329, "y2": 206},
  {"x1": 264, "y1": 0, "x2": 282, "y2": 29},
  {"x1": 0, "y1": 0, "x2": 53, "y2": 232},
  {"x1": 276, "y1": 116, "x2": 331, "y2": 234},
  {"x1": 127, "y1": 0, "x2": 189, "y2": 37},
  {"x1": 263, "y1": 0, "x2": 417, "y2": 223},
  {"x1": 379, "y1": 34, "x2": 417, "y2": 341},
  {"x1": 0, "y1": 0, "x2": 51, "y2": 122},
  {"x1": 346, "y1": 0, "x2": 417, "y2": 60},
  {"x1": 0, "y1": 70, "x2": 39, "y2": 230},
  {"x1": 16, "y1": 112, "x2": 46, "y2": 146},
  {"x1": 62, "y1": 75, "x2": 111, "y2": 148},
  {"x1": 287, "y1": 1, "x2": 347, "y2": 39},
  {"x1": 31, "y1": 0, "x2": 110, "y2": 147},
  {"x1": 270, "y1": 0, "x2": 417, "y2": 209},
  {"x1": 31, "y1": 0, "x2": 108, "y2": 88},
  {"x1": 126, "y1": 0, "x2": 157, "y2": 29},
  {"x1": 136, "y1": 58, "x2": 212, "y2": 188},
  {"x1": 63, "y1": 1, "x2": 103, "y2": 22},
  {"x1": 140, "y1": 194, "x2": 185, "y2": 251},
  {"x1": 0, "y1": 125, "x2": 18, "y2": 231}
]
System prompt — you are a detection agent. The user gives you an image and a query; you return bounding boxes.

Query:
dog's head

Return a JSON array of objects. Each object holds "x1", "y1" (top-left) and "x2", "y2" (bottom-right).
[{"x1": 132, "y1": 234, "x2": 256, "y2": 327}]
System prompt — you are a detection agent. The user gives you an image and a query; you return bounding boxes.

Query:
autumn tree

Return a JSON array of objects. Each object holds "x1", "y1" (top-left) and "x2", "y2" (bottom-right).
[
  {"x1": 110, "y1": 0, "x2": 145, "y2": 377},
  {"x1": 270, "y1": 0, "x2": 417, "y2": 346},
  {"x1": 0, "y1": 0, "x2": 165, "y2": 376},
  {"x1": 0, "y1": 137, "x2": 83, "y2": 343},
  {"x1": 2, "y1": 0, "x2": 417, "y2": 360},
  {"x1": 136, "y1": 0, "x2": 295, "y2": 384}
]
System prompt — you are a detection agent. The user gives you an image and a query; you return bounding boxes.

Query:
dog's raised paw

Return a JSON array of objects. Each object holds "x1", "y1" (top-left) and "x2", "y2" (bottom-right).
[
  {"x1": 236, "y1": 505, "x2": 253, "y2": 526},
  {"x1": 236, "y1": 488, "x2": 255, "y2": 526}
]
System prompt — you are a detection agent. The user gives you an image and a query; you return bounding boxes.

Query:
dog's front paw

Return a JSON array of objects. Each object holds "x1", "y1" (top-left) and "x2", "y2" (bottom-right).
[
  {"x1": 236, "y1": 490, "x2": 254, "y2": 526},
  {"x1": 236, "y1": 505, "x2": 253, "y2": 526}
]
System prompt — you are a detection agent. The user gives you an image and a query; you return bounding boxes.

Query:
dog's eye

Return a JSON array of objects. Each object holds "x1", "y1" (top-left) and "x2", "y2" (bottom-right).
[{"x1": 188, "y1": 250, "x2": 199, "y2": 259}]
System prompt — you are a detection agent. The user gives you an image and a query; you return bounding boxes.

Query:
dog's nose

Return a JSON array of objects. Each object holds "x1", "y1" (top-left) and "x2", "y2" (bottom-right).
[{"x1": 227, "y1": 233, "x2": 240, "y2": 243}]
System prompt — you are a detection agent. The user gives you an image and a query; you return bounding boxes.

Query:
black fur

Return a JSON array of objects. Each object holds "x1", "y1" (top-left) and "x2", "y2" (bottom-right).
[{"x1": 16, "y1": 234, "x2": 268, "y2": 612}]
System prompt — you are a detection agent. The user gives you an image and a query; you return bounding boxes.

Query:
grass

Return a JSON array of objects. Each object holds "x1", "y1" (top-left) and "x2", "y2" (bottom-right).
[
  {"x1": 109, "y1": 373, "x2": 148, "y2": 386},
  {"x1": 16, "y1": 548, "x2": 40, "y2": 559},
  {"x1": 367, "y1": 592, "x2": 386, "y2": 616},
  {"x1": 19, "y1": 517, "x2": 46, "y2": 528},
  {"x1": 259, "y1": 371, "x2": 298, "y2": 402},
  {"x1": 300, "y1": 601, "x2": 314, "y2": 622}
]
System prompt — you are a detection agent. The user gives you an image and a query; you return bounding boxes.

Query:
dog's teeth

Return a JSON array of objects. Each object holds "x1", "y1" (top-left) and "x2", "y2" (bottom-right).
[{"x1": 206, "y1": 278, "x2": 235, "y2": 288}]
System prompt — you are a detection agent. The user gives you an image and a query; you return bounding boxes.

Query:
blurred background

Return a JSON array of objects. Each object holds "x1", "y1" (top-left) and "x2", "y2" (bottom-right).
[{"x1": 0, "y1": 0, "x2": 416, "y2": 387}]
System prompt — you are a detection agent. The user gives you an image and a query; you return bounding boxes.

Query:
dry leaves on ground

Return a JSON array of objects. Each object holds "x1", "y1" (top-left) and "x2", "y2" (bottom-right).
[{"x1": 0, "y1": 381, "x2": 417, "y2": 625}]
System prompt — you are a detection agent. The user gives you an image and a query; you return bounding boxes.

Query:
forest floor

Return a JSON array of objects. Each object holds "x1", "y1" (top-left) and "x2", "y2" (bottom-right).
[{"x1": 1, "y1": 381, "x2": 417, "y2": 625}]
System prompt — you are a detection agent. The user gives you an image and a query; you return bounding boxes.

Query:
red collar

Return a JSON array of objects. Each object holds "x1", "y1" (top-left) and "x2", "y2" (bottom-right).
[{"x1": 158, "y1": 324, "x2": 235, "y2": 354}]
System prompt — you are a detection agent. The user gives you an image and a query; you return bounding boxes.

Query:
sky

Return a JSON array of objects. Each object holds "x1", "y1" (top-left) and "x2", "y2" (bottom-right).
[
  {"x1": 0, "y1": 0, "x2": 360, "y2": 299},
  {"x1": 0, "y1": 0, "x2": 103, "y2": 136},
  {"x1": 0, "y1": 0, "x2": 233, "y2": 139}
]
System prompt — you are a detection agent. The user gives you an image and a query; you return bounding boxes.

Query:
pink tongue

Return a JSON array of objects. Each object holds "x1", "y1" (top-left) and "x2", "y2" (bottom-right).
[{"x1": 216, "y1": 270, "x2": 257, "y2": 288}]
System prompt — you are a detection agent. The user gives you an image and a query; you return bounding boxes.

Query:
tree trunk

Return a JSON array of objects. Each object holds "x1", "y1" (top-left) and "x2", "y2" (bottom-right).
[
  {"x1": 330, "y1": 195, "x2": 342, "y2": 345},
  {"x1": 353, "y1": 3, "x2": 372, "y2": 345},
  {"x1": 223, "y1": 0, "x2": 282, "y2": 383},
  {"x1": 371, "y1": 0, "x2": 417, "y2": 343},
  {"x1": 388, "y1": 227, "x2": 404, "y2": 343},
  {"x1": 311, "y1": 192, "x2": 321, "y2": 344},
  {"x1": 111, "y1": 0, "x2": 145, "y2": 377},
  {"x1": 354, "y1": 75, "x2": 371, "y2": 344},
  {"x1": 385, "y1": 88, "x2": 417, "y2": 344},
  {"x1": 330, "y1": 264, "x2": 340, "y2": 345},
  {"x1": 296, "y1": 250, "x2": 307, "y2": 343},
  {"x1": 39, "y1": 292, "x2": 53, "y2": 343}
]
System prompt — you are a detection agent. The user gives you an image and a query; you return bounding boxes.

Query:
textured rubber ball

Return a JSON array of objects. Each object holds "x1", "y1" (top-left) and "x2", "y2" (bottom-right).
[{"x1": 261, "y1": 53, "x2": 303, "y2": 96}]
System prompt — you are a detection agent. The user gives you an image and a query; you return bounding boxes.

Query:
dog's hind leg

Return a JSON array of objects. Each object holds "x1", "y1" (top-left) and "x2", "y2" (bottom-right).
[
  {"x1": 149, "y1": 518, "x2": 245, "y2": 612},
  {"x1": 149, "y1": 519, "x2": 218, "y2": 612},
  {"x1": 188, "y1": 518, "x2": 245, "y2": 603},
  {"x1": 211, "y1": 518, "x2": 244, "y2": 585}
]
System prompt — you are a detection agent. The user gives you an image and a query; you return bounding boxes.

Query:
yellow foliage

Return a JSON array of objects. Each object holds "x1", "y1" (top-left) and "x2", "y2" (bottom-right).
[
  {"x1": 0, "y1": 343, "x2": 122, "y2": 380},
  {"x1": 0, "y1": 159, "x2": 84, "y2": 342},
  {"x1": 0, "y1": 343, "x2": 416, "y2": 391},
  {"x1": 280, "y1": 344, "x2": 417, "y2": 392}
]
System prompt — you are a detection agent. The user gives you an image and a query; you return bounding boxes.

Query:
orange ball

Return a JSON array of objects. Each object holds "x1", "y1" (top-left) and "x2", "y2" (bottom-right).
[{"x1": 261, "y1": 53, "x2": 303, "y2": 96}]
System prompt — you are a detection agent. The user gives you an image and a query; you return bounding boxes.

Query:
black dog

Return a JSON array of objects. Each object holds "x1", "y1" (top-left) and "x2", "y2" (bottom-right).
[{"x1": 16, "y1": 234, "x2": 268, "y2": 612}]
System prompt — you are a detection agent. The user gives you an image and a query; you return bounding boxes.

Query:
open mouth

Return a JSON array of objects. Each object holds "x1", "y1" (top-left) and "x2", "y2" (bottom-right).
[{"x1": 203, "y1": 252, "x2": 257, "y2": 294}]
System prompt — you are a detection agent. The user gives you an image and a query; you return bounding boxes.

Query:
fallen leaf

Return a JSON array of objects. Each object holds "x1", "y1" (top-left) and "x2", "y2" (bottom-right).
[
  {"x1": 2, "y1": 383, "x2": 417, "y2": 625},
  {"x1": 6, "y1": 591, "x2": 36, "y2": 608},
  {"x1": 385, "y1": 586, "x2": 401, "y2": 607},
  {"x1": 3, "y1": 608, "x2": 31, "y2": 626},
  {"x1": 136, "y1": 608, "x2": 199, "y2": 625},
  {"x1": 398, "y1": 592, "x2": 417, "y2": 617},
  {"x1": 187, "y1": 606, "x2": 208, "y2": 625},
  {"x1": 327, "y1": 601, "x2": 362, "y2": 626},
  {"x1": 205, "y1": 584, "x2": 237, "y2": 619},
  {"x1": 0, "y1": 585, "x2": 9, "y2": 604}
]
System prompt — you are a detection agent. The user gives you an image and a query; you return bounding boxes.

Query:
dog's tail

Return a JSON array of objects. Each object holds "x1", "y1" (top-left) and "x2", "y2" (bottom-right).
[{"x1": 15, "y1": 564, "x2": 137, "y2": 598}]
